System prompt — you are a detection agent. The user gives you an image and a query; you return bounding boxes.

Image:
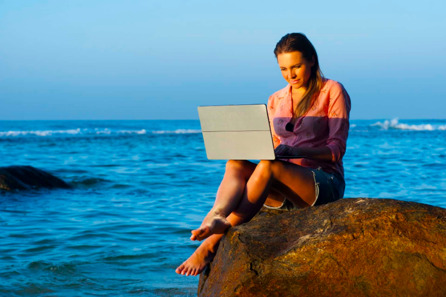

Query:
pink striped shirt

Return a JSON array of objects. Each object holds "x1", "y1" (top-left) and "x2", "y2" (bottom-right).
[{"x1": 267, "y1": 79, "x2": 351, "y2": 179}]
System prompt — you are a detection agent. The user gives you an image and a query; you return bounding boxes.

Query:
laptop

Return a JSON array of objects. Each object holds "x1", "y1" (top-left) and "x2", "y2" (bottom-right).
[{"x1": 198, "y1": 104, "x2": 300, "y2": 160}]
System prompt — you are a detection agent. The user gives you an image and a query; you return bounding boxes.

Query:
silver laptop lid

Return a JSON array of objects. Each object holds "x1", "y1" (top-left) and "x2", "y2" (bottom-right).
[{"x1": 198, "y1": 104, "x2": 275, "y2": 160}]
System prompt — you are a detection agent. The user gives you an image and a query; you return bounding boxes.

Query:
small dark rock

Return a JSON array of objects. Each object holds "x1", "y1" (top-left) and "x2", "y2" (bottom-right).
[
  {"x1": 0, "y1": 166, "x2": 71, "y2": 191},
  {"x1": 198, "y1": 198, "x2": 446, "y2": 297}
]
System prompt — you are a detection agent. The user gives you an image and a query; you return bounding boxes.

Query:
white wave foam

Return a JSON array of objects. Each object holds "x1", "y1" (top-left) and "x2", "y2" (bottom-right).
[
  {"x1": 152, "y1": 129, "x2": 201, "y2": 134},
  {"x1": 371, "y1": 119, "x2": 445, "y2": 131},
  {"x1": 94, "y1": 128, "x2": 112, "y2": 135},
  {"x1": 0, "y1": 128, "x2": 201, "y2": 137},
  {"x1": 92, "y1": 128, "x2": 147, "y2": 135},
  {"x1": 117, "y1": 129, "x2": 147, "y2": 135},
  {"x1": 0, "y1": 129, "x2": 81, "y2": 137}
]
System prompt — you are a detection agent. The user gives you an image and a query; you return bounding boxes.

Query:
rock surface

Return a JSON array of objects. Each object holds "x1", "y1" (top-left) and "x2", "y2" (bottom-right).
[
  {"x1": 0, "y1": 166, "x2": 71, "y2": 191},
  {"x1": 198, "y1": 198, "x2": 446, "y2": 297}
]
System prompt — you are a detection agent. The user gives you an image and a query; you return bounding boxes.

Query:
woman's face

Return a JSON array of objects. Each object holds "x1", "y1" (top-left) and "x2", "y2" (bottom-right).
[{"x1": 277, "y1": 51, "x2": 314, "y2": 92}]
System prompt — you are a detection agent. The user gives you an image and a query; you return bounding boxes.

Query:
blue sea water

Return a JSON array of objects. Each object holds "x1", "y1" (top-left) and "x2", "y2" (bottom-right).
[{"x1": 0, "y1": 119, "x2": 445, "y2": 296}]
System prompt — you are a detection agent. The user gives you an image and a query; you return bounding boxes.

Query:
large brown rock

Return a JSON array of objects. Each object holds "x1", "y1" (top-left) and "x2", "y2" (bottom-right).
[
  {"x1": 198, "y1": 198, "x2": 446, "y2": 297},
  {"x1": 0, "y1": 166, "x2": 71, "y2": 191}
]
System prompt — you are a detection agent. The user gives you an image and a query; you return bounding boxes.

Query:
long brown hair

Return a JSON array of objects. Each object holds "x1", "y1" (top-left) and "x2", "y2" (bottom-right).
[{"x1": 274, "y1": 33, "x2": 324, "y2": 117}]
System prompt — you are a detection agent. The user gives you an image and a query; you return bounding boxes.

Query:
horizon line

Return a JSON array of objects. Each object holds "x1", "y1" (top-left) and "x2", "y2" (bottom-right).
[{"x1": 1, "y1": 117, "x2": 446, "y2": 121}]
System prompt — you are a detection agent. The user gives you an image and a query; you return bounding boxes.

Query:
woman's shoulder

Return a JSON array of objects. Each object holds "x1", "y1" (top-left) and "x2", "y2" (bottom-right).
[
  {"x1": 321, "y1": 78, "x2": 351, "y2": 112},
  {"x1": 321, "y1": 78, "x2": 345, "y2": 93}
]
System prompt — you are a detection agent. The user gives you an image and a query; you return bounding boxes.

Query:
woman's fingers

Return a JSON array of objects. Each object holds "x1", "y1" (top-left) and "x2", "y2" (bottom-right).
[{"x1": 275, "y1": 144, "x2": 290, "y2": 156}]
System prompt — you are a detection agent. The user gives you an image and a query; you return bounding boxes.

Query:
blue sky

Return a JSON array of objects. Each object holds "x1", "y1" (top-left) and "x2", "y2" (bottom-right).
[{"x1": 1, "y1": 0, "x2": 445, "y2": 120}]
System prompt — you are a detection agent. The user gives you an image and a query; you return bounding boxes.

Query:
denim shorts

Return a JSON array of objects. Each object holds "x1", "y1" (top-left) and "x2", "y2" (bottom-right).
[
  {"x1": 310, "y1": 167, "x2": 345, "y2": 206},
  {"x1": 264, "y1": 167, "x2": 345, "y2": 210}
]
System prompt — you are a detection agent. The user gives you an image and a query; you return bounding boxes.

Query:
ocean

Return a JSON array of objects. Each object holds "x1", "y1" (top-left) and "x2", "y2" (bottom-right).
[{"x1": 0, "y1": 119, "x2": 445, "y2": 296}]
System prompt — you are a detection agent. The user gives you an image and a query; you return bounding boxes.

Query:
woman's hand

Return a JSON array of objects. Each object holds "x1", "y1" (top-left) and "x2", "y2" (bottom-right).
[
  {"x1": 274, "y1": 144, "x2": 301, "y2": 157},
  {"x1": 275, "y1": 144, "x2": 333, "y2": 161}
]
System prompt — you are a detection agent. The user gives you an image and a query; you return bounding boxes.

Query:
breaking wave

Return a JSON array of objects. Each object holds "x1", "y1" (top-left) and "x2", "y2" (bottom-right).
[
  {"x1": 0, "y1": 128, "x2": 201, "y2": 138},
  {"x1": 371, "y1": 119, "x2": 446, "y2": 131},
  {"x1": 0, "y1": 129, "x2": 82, "y2": 137},
  {"x1": 151, "y1": 129, "x2": 201, "y2": 134}
]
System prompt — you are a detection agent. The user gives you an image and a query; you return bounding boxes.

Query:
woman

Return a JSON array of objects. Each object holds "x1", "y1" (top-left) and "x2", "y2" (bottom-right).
[{"x1": 176, "y1": 33, "x2": 351, "y2": 276}]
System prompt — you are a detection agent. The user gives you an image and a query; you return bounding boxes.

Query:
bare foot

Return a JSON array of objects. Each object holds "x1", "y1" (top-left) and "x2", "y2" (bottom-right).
[
  {"x1": 175, "y1": 242, "x2": 216, "y2": 276},
  {"x1": 190, "y1": 213, "x2": 231, "y2": 241}
]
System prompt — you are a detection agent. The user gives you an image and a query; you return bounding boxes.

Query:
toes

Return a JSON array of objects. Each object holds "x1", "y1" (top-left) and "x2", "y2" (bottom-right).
[
  {"x1": 198, "y1": 227, "x2": 210, "y2": 238},
  {"x1": 176, "y1": 260, "x2": 196, "y2": 276},
  {"x1": 191, "y1": 228, "x2": 205, "y2": 240},
  {"x1": 196, "y1": 227, "x2": 206, "y2": 235},
  {"x1": 191, "y1": 228, "x2": 208, "y2": 241},
  {"x1": 176, "y1": 263, "x2": 202, "y2": 277},
  {"x1": 175, "y1": 264, "x2": 184, "y2": 274}
]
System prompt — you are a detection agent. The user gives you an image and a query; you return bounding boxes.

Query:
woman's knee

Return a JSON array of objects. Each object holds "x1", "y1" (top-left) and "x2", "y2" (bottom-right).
[
  {"x1": 258, "y1": 160, "x2": 285, "y2": 175},
  {"x1": 225, "y1": 160, "x2": 255, "y2": 174},
  {"x1": 253, "y1": 160, "x2": 275, "y2": 180},
  {"x1": 256, "y1": 160, "x2": 272, "y2": 171}
]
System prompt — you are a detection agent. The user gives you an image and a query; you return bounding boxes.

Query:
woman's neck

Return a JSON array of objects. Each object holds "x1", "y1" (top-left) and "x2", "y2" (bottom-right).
[{"x1": 291, "y1": 87, "x2": 306, "y2": 108}]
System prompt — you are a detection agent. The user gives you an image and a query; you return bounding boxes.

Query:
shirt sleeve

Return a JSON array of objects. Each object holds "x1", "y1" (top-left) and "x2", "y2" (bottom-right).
[
  {"x1": 267, "y1": 95, "x2": 281, "y2": 149},
  {"x1": 326, "y1": 82, "x2": 351, "y2": 162}
]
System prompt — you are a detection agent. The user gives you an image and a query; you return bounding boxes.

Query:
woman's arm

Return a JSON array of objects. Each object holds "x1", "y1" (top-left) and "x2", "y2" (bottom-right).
[
  {"x1": 325, "y1": 82, "x2": 351, "y2": 162},
  {"x1": 275, "y1": 144, "x2": 333, "y2": 161},
  {"x1": 275, "y1": 81, "x2": 351, "y2": 162}
]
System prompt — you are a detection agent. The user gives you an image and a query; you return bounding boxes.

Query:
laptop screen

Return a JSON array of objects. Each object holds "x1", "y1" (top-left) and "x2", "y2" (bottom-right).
[{"x1": 198, "y1": 104, "x2": 276, "y2": 160}]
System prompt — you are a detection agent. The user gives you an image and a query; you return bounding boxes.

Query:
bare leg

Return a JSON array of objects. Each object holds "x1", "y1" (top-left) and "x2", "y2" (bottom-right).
[
  {"x1": 176, "y1": 234, "x2": 223, "y2": 276},
  {"x1": 176, "y1": 161, "x2": 275, "y2": 276},
  {"x1": 176, "y1": 160, "x2": 316, "y2": 276},
  {"x1": 190, "y1": 160, "x2": 256, "y2": 241}
]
